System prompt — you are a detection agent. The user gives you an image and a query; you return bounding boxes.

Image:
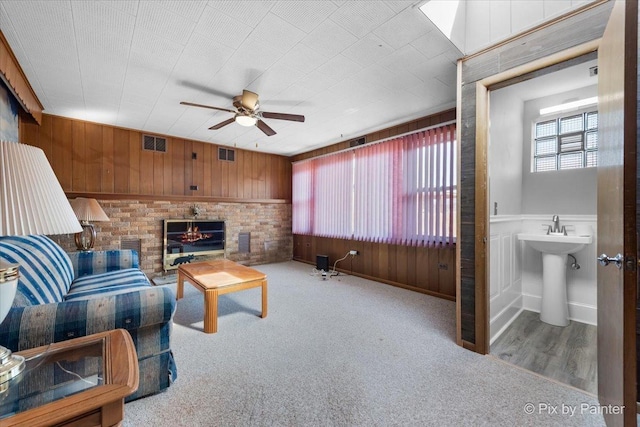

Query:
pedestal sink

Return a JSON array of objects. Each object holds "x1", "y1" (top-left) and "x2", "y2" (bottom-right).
[{"x1": 517, "y1": 233, "x2": 592, "y2": 326}]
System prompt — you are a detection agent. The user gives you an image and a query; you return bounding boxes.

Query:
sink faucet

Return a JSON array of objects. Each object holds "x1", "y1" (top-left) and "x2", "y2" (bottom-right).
[{"x1": 552, "y1": 215, "x2": 560, "y2": 233}]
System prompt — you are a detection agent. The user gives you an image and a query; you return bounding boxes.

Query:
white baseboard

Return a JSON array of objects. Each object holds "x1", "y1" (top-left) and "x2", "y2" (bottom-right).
[
  {"x1": 490, "y1": 295, "x2": 523, "y2": 345},
  {"x1": 522, "y1": 294, "x2": 597, "y2": 326}
]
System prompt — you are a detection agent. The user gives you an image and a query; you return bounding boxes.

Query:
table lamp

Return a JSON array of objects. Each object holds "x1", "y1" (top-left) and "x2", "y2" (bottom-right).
[
  {"x1": 70, "y1": 197, "x2": 110, "y2": 251},
  {"x1": 0, "y1": 140, "x2": 82, "y2": 385}
]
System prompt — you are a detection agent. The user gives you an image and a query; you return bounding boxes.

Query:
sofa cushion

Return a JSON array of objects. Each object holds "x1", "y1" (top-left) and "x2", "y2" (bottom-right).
[
  {"x1": 66, "y1": 268, "x2": 152, "y2": 301},
  {"x1": 70, "y1": 249, "x2": 139, "y2": 278},
  {"x1": 0, "y1": 235, "x2": 74, "y2": 306}
]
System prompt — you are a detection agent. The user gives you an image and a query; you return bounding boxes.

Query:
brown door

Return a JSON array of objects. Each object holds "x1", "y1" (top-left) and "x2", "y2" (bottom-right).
[{"x1": 596, "y1": 1, "x2": 637, "y2": 426}]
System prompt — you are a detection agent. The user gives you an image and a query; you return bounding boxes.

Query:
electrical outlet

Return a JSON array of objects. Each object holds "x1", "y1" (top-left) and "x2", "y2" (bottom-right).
[{"x1": 349, "y1": 250, "x2": 358, "y2": 255}]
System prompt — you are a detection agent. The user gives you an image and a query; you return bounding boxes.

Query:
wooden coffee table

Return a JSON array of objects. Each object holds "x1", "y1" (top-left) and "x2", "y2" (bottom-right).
[{"x1": 176, "y1": 260, "x2": 267, "y2": 333}]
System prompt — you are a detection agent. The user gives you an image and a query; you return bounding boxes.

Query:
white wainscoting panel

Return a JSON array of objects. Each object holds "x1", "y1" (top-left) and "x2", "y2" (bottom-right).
[{"x1": 489, "y1": 216, "x2": 523, "y2": 344}]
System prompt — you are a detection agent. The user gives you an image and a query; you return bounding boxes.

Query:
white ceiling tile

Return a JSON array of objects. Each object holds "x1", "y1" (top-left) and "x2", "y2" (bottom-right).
[
  {"x1": 206, "y1": 0, "x2": 275, "y2": 27},
  {"x1": 194, "y1": 5, "x2": 253, "y2": 50},
  {"x1": 99, "y1": 0, "x2": 139, "y2": 16},
  {"x1": 136, "y1": 1, "x2": 196, "y2": 45},
  {"x1": 315, "y1": 54, "x2": 362, "y2": 83},
  {"x1": 249, "y1": 63, "x2": 306, "y2": 99},
  {"x1": 243, "y1": 13, "x2": 306, "y2": 55},
  {"x1": 73, "y1": 0, "x2": 136, "y2": 49},
  {"x1": 330, "y1": 1, "x2": 395, "y2": 38},
  {"x1": 365, "y1": 64, "x2": 423, "y2": 94},
  {"x1": 377, "y1": 44, "x2": 431, "y2": 80},
  {"x1": 276, "y1": 43, "x2": 329, "y2": 75},
  {"x1": 373, "y1": 7, "x2": 432, "y2": 49},
  {"x1": 343, "y1": 35, "x2": 394, "y2": 67},
  {"x1": 130, "y1": 28, "x2": 184, "y2": 72},
  {"x1": 270, "y1": 83, "x2": 317, "y2": 106},
  {"x1": 300, "y1": 20, "x2": 358, "y2": 59},
  {"x1": 383, "y1": 1, "x2": 415, "y2": 14},
  {"x1": 157, "y1": 0, "x2": 207, "y2": 21},
  {"x1": 173, "y1": 35, "x2": 235, "y2": 88},
  {"x1": 435, "y1": 66, "x2": 458, "y2": 88},
  {"x1": 220, "y1": 40, "x2": 284, "y2": 83},
  {"x1": 270, "y1": 0, "x2": 337, "y2": 33},
  {"x1": 294, "y1": 70, "x2": 339, "y2": 95},
  {"x1": 2, "y1": 1, "x2": 77, "y2": 68},
  {"x1": 413, "y1": 78, "x2": 455, "y2": 106},
  {"x1": 2, "y1": 0, "x2": 478, "y2": 156},
  {"x1": 411, "y1": 31, "x2": 456, "y2": 60}
]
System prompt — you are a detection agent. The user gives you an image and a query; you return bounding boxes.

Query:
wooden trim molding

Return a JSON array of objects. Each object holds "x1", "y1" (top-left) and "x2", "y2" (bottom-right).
[
  {"x1": 472, "y1": 39, "x2": 603, "y2": 354},
  {"x1": 64, "y1": 192, "x2": 290, "y2": 204},
  {"x1": 0, "y1": 30, "x2": 43, "y2": 124},
  {"x1": 474, "y1": 82, "x2": 489, "y2": 355},
  {"x1": 455, "y1": 59, "x2": 463, "y2": 347}
]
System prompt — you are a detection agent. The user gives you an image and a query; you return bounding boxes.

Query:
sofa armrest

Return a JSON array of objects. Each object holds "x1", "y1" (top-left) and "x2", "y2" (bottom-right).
[
  {"x1": 67, "y1": 249, "x2": 140, "y2": 278},
  {"x1": 0, "y1": 286, "x2": 175, "y2": 352}
]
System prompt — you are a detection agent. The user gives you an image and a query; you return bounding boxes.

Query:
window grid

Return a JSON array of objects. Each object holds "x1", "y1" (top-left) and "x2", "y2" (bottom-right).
[{"x1": 533, "y1": 110, "x2": 598, "y2": 172}]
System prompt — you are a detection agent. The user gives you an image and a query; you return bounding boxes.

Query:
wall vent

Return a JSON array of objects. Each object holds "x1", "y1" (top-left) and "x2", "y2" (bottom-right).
[
  {"x1": 142, "y1": 135, "x2": 167, "y2": 153},
  {"x1": 350, "y1": 137, "x2": 365, "y2": 147},
  {"x1": 218, "y1": 147, "x2": 235, "y2": 161},
  {"x1": 121, "y1": 238, "x2": 142, "y2": 260},
  {"x1": 238, "y1": 232, "x2": 250, "y2": 253}
]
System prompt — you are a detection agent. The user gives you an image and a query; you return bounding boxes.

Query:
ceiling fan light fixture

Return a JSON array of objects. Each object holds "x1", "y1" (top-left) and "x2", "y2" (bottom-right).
[{"x1": 235, "y1": 114, "x2": 257, "y2": 127}]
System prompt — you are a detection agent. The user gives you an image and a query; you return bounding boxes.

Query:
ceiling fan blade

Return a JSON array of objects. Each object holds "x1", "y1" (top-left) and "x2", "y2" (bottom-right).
[
  {"x1": 209, "y1": 117, "x2": 236, "y2": 130},
  {"x1": 256, "y1": 120, "x2": 276, "y2": 136},
  {"x1": 241, "y1": 90, "x2": 259, "y2": 111},
  {"x1": 261, "y1": 111, "x2": 305, "y2": 122},
  {"x1": 180, "y1": 101, "x2": 235, "y2": 113}
]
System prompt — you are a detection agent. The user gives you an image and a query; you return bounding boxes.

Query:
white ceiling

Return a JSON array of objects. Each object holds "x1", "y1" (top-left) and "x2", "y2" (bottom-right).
[{"x1": 0, "y1": 0, "x2": 462, "y2": 156}]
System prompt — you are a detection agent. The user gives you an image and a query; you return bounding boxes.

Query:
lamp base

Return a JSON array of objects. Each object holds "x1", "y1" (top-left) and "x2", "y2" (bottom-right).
[
  {"x1": 0, "y1": 345, "x2": 25, "y2": 387},
  {"x1": 74, "y1": 222, "x2": 96, "y2": 251}
]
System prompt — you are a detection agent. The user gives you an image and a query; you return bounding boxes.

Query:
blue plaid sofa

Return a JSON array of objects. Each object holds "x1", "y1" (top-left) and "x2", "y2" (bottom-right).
[{"x1": 0, "y1": 235, "x2": 177, "y2": 401}]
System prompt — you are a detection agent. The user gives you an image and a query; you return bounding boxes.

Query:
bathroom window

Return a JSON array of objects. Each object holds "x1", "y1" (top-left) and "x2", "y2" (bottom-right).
[{"x1": 533, "y1": 110, "x2": 598, "y2": 172}]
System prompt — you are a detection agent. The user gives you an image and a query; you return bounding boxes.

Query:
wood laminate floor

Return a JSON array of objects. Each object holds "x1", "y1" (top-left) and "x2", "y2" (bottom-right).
[{"x1": 490, "y1": 310, "x2": 597, "y2": 394}]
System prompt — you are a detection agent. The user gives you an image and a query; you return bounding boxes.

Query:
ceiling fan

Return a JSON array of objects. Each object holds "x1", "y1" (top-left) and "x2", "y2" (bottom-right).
[{"x1": 180, "y1": 90, "x2": 305, "y2": 136}]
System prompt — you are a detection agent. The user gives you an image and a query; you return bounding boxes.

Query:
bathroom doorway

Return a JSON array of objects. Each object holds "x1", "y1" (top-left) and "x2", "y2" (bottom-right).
[{"x1": 486, "y1": 55, "x2": 599, "y2": 394}]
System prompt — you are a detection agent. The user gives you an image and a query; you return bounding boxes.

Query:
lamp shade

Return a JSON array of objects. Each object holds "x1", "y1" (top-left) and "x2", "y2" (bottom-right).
[
  {"x1": 70, "y1": 198, "x2": 110, "y2": 222},
  {"x1": 0, "y1": 141, "x2": 82, "y2": 236}
]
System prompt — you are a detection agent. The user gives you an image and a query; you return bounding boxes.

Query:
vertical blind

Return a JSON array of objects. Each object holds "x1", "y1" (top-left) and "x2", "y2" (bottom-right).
[{"x1": 292, "y1": 123, "x2": 456, "y2": 246}]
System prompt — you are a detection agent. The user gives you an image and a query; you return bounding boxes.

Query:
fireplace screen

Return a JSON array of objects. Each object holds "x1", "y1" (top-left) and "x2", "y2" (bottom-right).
[{"x1": 163, "y1": 219, "x2": 225, "y2": 271}]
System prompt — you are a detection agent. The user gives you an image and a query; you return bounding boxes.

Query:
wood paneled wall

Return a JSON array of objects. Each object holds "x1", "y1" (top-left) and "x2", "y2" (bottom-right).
[
  {"x1": 294, "y1": 235, "x2": 455, "y2": 300},
  {"x1": 290, "y1": 109, "x2": 457, "y2": 299},
  {"x1": 458, "y1": 1, "x2": 612, "y2": 353},
  {"x1": 19, "y1": 114, "x2": 291, "y2": 201}
]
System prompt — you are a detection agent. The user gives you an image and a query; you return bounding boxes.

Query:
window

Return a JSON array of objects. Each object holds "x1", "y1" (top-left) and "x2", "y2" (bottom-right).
[
  {"x1": 533, "y1": 110, "x2": 598, "y2": 172},
  {"x1": 292, "y1": 124, "x2": 456, "y2": 246}
]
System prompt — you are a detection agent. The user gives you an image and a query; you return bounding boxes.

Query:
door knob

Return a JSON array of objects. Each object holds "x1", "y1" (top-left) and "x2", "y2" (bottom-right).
[{"x1": 597, "y1": 253, "x2": 624, "y2": 269}]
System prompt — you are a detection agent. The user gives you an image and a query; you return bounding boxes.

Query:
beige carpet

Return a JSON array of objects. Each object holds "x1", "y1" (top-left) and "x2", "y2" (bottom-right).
[{"x1": 123, "y1": 260, "x2": 605, "y2": 427}]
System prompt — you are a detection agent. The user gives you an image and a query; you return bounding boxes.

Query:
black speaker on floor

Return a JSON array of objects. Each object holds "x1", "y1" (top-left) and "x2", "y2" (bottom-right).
[{"x1": 316, "y1": 255, "x2": 329, "y2": 272}]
